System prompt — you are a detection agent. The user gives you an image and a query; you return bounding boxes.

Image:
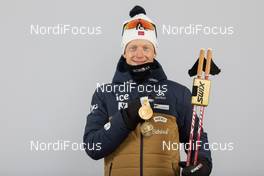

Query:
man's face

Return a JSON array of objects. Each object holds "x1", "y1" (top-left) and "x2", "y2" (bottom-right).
[{"x1": 123, "y1": 39, "x2": 155, "y2": 66}]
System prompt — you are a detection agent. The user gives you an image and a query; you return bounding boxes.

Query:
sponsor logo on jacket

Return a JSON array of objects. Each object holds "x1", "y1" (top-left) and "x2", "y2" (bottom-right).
[
  {"x1": 116, "y1": 93, "x2": 129, "y2": 110},
  {"x1": 90, "y1": 104, "x2": 98, "y2": 113},
  {"x1": 153, "y1": 116, "x2": 168, "y2": 123},
  {"x1": 118, "y1": 102, "x2": 128, "y2": 110},
  {"x1": 152, "y1": 128, "x2": 169, "y2": 135},
  {"x1": 154, "y1": 104, "x2": 170, "y2": 110}
]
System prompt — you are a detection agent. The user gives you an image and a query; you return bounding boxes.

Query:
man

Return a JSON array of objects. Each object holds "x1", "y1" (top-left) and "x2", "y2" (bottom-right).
[{"x1": 83, "y1": 5, "x2": 212, "y2": 176}]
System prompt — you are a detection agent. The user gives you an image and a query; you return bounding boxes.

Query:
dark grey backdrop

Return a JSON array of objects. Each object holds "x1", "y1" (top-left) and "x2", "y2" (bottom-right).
[{"x1": 0, "y1": 0, "x2": 263, "y2": 175}]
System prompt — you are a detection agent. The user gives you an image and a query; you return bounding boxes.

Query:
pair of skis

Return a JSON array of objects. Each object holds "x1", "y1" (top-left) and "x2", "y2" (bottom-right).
[{"x1": 186, "y1": 48, "x2": 220, "y2": 166}]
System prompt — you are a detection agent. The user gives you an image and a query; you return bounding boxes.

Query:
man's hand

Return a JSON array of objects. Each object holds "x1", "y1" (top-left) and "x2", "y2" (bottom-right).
[
  {"x1": 121, "y1": 98, "x2": 142, "y2": 130},
  {"x1": 179, "y1": 157, "x2": 212, "y2": 176}
]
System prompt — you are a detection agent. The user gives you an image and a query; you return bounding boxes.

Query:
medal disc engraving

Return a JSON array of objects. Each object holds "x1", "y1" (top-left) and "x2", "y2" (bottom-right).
[
  {"x1": 139, "y1": 106, "x2": 153, "y2": 120},
  {"x1": 138, "y1": 99, "x2": 153, "y2": 120}
]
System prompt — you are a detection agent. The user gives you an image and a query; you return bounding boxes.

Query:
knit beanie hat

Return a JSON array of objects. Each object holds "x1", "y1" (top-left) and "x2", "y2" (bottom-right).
[{"x1": 121, "y1": 5, "x2": 158, "y2": 53}]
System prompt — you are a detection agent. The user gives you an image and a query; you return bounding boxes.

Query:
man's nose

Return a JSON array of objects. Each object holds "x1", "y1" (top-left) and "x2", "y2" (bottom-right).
[{"x1": 135, "y1": 48, "x2": 144, "y2": 58}]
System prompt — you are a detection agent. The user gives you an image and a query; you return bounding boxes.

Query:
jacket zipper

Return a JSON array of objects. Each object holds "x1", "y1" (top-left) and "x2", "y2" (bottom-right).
[
  {"x1": 109, "y1": 163, "x2": 112, "y2": 176},
  {"x1": 140, "y1": 134, "x2": 143, "y2": 176}
]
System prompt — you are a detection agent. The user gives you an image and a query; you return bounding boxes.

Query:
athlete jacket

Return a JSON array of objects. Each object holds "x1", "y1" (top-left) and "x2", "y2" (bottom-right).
[{"x1": 83, "y1": 56, "x2": 212, "y2": 176}]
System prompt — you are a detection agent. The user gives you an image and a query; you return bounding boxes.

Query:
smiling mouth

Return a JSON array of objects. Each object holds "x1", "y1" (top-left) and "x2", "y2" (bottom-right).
[
  {"x1": 132, "y1": 59, "x2": 148, "y2": 65},
  {"x1": 135, "y1": 61, "x2": 146, "y2": 64}
]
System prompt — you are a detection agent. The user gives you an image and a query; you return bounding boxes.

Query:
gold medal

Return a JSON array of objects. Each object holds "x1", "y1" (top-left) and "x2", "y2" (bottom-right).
[
  {"x1": 138, "y1": 99, "x2": 153, "y2": 120},
  {"x1": 140, "y1": 122, "x2": 154, "y2": 137}
]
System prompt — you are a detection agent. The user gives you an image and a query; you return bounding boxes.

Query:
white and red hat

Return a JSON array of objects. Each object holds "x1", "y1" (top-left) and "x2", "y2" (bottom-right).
[{"x1": 121, "y1": 6, "x2": 158, "y2": 53}]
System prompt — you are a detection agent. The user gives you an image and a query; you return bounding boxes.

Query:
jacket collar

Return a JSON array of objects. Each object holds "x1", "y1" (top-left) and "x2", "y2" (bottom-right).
[{"x1": 112, "y1": 55, "x2": 167, "y2": 83}]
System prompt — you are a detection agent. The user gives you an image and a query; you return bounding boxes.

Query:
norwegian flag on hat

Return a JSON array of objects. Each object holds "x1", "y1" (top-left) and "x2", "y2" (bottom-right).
[{"x1": 138, "y1": 31, "x2": 145, "y2": 35}]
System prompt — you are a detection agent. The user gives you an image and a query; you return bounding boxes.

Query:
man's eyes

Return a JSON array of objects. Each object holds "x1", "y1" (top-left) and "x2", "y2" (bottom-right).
[
  {"x1": 143, "y1": 46, "x2": 150, "y2": 51},
  {"x1": 129, "y1": 46, "x2": 137, "y2": 51},
  {"x1": 128, "y1": 46, "x2": 151, "y2": 51}
]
